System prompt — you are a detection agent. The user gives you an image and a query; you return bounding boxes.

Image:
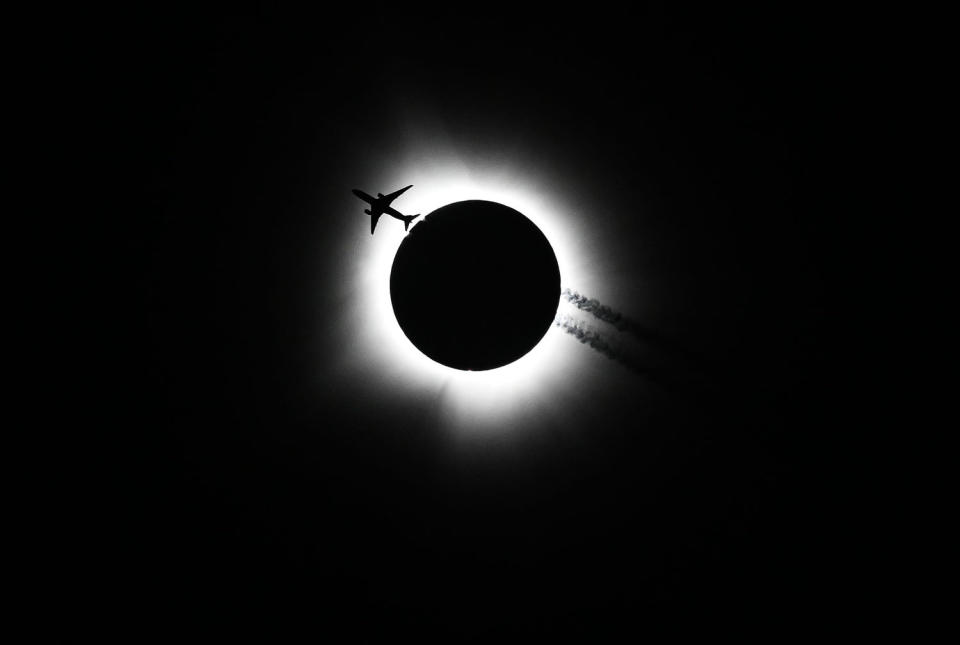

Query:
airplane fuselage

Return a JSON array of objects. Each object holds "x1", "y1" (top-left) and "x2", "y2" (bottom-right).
[
  {"x1": 352, "y1": 185, "x2": 419, "y2": 234},
  {"x1": 352, "y1": 189, "x2": 404, "y2": 218}
]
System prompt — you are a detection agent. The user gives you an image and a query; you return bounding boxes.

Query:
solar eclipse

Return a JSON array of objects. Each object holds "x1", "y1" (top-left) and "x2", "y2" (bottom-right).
[{"x1": 131, "y1": 5, "x2": 842, "y2": 632}]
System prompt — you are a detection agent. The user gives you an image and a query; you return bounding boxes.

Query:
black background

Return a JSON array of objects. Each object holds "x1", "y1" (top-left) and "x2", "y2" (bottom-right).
[{"x1": 86, "y1": 2, "x2": 890, "y2": 639}]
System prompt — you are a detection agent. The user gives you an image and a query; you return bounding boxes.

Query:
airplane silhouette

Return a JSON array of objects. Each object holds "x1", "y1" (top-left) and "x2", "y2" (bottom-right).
[{"x1": 351, "y1": 185, "x2": 420, "y2": 234}]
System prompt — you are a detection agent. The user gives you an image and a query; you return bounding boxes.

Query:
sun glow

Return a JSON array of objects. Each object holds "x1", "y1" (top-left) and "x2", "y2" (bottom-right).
[{"x1": 329, "y1": 140, "x2": 601, "y2": 438}]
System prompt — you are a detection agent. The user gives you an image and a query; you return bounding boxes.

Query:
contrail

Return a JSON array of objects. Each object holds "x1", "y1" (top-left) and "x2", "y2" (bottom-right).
[
  {"x1": 555, "y1": 289, "x2": 713, "y2": 393},
  {"x1": 561, "y1": 288, "x2": 703, "y2": 365},
  {"x1": 553, "y1": 314, "x2": 619, "y2": 363},
  {"x1": 561, "y1": 288, "x2": 635, "y2": 332},
  {"x1": 553, "y1": 314, "x2": 663, "y2": 383},
  {"x1": 557, "y1": 289, "x2": 770, "y2": 424}
]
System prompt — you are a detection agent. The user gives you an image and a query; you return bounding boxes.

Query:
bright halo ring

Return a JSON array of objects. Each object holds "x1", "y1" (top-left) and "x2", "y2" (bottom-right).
[{"x1": 336, "y1": 151, "x2": 593, "y2": 437}]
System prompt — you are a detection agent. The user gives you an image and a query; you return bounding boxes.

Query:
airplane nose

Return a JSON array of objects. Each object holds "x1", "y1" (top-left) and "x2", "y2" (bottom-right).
[{"x1": 351, "y1": 189, "x2": 362, "y2": 197}]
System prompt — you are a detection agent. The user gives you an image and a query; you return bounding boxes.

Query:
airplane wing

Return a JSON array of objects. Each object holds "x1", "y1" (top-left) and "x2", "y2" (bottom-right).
[
  {"x1": 381, "y1": 184, "x2": 413, "y2": 205},
  {"x1": 370, "y1": 212, "x2": 382, "y2": 235}
]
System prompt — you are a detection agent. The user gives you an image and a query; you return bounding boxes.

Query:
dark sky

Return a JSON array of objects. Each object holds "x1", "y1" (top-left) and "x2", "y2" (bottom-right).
[{"x1": 99, "y1": 3, "x2": 879, "y2": 638}]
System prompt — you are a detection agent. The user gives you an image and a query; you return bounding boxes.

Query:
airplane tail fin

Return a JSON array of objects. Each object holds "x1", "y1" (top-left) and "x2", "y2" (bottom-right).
[{"x1": 403, "y1": 214, "x2": 420, "y2": 231}]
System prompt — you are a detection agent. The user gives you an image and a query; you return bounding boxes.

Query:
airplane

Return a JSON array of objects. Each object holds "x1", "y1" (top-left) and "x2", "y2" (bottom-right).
[{"x1": 351, "y1": 184, "x2": 420, "y2": 234}]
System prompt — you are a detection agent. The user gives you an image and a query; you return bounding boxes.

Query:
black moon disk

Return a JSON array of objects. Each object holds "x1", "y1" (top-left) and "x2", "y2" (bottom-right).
[{"x1": 390, "y1": 200, "x2": 561, "y2": 371}]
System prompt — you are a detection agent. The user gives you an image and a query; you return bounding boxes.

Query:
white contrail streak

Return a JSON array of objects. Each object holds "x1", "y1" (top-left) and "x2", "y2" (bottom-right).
[
  {"x1": 561, "y1": 288, "x2": 703, "y2": 366},
  {"x1": 553, "y1": 313, "x2": 660, "y2": 381}
]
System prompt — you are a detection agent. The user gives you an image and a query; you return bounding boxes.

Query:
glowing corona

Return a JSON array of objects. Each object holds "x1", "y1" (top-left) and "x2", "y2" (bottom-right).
[{"x1": 331, "y1": 136, "x2": 602, "y2": 437}]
